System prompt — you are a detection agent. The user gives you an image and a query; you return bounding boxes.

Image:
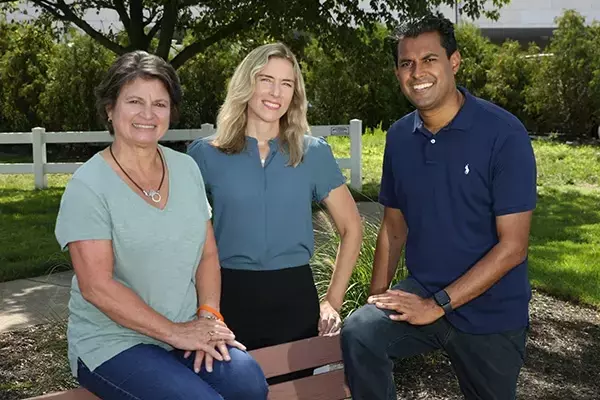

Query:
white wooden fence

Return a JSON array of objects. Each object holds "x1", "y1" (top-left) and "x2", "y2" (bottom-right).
[{"x1": 0, "y1": 119, "x2": 363, "y2": 190}]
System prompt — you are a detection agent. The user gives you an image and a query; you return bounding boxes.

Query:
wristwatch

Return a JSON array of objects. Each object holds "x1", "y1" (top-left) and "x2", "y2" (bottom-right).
[{"x1": 433, "y1": 289, "x2": 453, "y2": 314}]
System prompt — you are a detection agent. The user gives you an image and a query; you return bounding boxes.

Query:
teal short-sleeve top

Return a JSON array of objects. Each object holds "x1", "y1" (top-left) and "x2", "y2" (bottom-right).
[
  {"x1": 187, "y1": 135, "x2": 345, "y2": 271},
  {"x1": 55, "y1": 146, "x2": 211, "y2": 376}
]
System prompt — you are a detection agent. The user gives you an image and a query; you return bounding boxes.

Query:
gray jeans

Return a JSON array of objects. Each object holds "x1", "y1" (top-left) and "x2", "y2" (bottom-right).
[{"x1": 340, "y1": 278, "x2": 526, "y2": 400}]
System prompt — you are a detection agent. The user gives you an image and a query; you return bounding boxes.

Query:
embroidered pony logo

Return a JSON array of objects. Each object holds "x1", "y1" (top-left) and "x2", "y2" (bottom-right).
[{"x1": 464, "y1": 164, "x2": 470, "y2": 175}]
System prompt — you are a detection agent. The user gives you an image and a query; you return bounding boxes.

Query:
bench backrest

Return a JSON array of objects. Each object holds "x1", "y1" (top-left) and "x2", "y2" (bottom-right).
[
  {"x1": 250, "y1": 335, "x2": 350, "y2": 400},
  {"x1": 26, "y1": 335, "x2": 349, "y2": 400}
]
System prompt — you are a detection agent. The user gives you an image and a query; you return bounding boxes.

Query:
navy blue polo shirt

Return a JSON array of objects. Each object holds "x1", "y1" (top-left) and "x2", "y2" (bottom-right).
[{"x1": 379, "y1": 88, "x2": 537, "y2": 334}]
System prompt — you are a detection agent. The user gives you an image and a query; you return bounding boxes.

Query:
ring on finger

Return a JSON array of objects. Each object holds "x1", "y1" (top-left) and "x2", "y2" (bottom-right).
[{"x1": 209, "y1": 331, "x2": 214, "y2": 337}]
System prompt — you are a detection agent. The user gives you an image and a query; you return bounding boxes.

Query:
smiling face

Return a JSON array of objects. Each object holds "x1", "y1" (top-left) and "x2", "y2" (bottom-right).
[
  {"x1": 395, "y1": 31, "x2": 461, "y2": 112},
  {"x1": 107, "y1": 77, "x2": 171, "y2": 146},
  {"x1": 246, "y1": 57, "x2": 295, "y2": 125}
]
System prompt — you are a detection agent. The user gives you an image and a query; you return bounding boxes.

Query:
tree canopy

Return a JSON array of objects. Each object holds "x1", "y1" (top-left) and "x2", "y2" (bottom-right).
[{"x1": 1, "y1": 0, "x2": 509, "y2": 68}]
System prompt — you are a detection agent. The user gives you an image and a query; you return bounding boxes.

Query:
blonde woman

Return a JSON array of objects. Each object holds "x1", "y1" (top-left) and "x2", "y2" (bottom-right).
[{"x1": 188, "y1": 43, "x2": 362, "y2": 380}]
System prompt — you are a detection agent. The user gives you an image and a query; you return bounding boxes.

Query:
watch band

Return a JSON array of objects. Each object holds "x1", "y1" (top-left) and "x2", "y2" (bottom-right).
[{"x1": 433, "y1": 289, "x2": 453, "y2": 314}]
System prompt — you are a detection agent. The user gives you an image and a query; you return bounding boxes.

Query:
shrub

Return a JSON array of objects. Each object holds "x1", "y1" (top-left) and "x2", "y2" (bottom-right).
[
  {"x1": 0, "y1": 21, "x2": 55, "y2": 132},
  {"x1": 39, "y1": 31, "x2": 115, "y2": 132},
  {"x1": 484, "y1": 40, "x2": 540, "y2": 130},
  {"x1": 455, "y1": 23, "x2": 494, "y2": 97},
  {"x1": 303, "y1": 24, "x2": 413, "y2": 130},
  {"x1": 177, "y1": 40, "x2": 247, "y2": 128},
  {"x1": 524, "y1": 10, "x2": 600, "y2": 138},
  {"x1": 311, "y1": 210, "x2": 406, "y2": 319}
]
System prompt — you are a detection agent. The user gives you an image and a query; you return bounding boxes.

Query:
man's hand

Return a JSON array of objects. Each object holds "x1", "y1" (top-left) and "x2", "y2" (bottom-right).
[{"x1": 368, "y1": 290, "x2": 444, "y2": 325}]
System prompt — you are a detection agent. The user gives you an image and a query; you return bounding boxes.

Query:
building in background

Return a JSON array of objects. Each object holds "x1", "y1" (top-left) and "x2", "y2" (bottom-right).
[{"x1": 438, "y1": 0, "x2": 600, "y2": 48}]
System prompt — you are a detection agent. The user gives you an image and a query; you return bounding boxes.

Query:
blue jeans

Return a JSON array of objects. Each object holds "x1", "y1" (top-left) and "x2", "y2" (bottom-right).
[
  {"x1": 341, "y1": 278, "x2": 527, "y2": 400},
  {"x1": 77, "y1": 344, "x2": 268, "y2": 400}
]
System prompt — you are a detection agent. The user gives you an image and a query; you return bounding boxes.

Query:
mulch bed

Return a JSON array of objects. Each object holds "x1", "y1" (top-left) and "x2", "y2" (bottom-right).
[
  {"x1": 1, "y1": 290, "x2": 599, "y2": 400},
  {"x1": 392, "y1": 290, "x2": 600, "y2": 399}
]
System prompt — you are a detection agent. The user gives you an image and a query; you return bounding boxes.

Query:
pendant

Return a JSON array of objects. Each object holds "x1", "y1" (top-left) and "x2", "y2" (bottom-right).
[{"x1": 144, "y1": 190, "x2": 162, "y2": 203}]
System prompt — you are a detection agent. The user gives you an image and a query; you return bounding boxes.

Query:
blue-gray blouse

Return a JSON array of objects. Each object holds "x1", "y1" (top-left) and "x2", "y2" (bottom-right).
[{"x1": 187, "y1": 135, "x2": 345, "y2": 271}]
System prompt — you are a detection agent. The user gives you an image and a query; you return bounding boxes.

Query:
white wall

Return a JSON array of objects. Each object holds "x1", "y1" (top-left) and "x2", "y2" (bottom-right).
[{"x1": 438, "y1": 0, "x2": 600, "y2": 28}]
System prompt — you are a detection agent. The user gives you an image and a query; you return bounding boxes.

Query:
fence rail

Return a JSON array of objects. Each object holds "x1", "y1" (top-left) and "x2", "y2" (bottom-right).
[{"x1": 0, "y1": 119, "x2": 363, "y2": 190}]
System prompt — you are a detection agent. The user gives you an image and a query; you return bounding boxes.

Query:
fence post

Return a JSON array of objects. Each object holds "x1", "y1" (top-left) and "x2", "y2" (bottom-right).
[
  {"x1": 201, "y1": 123, "x2": 215, "y2": 138},
  {"x1": 349, "y1": 119, "x2": 362, "y2": 191},
  {"x1": 32, "y1": 127, "x2": 47, "y2": 189}
]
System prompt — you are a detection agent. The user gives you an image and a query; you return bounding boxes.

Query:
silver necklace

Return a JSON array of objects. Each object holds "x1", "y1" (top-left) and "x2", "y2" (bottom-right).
[{"x1": 110, "y1": 145, "x2": 165, "y2": 203}]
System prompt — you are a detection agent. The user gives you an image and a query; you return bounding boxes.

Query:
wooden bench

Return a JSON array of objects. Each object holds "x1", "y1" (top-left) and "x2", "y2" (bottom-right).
[{"x1": 26, "y1": 335, "x2": 350, "y2": 400}]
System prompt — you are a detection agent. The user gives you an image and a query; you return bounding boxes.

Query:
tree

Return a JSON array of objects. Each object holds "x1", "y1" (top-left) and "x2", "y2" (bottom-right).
[
  {"x1": 177, "y1": 38, "x2": 247, "y2": 128},
  {"x1": 524, "y1": 10, "x2": 600, "y2": 138},
  {"x1": 303, "y1": 24, "x2": 412, "y2": 128},
  {"x1": 0, "y1": 0, "x2": 509, "y2": 69},
  {"x1": 0, "y1": 21, "x2": 55, "y2": 131}
]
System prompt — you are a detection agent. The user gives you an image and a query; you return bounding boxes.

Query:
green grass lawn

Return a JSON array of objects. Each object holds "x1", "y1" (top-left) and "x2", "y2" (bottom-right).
[
  {"x1": 1, "y1": 132, "x2": 599, "y2": 309},
  {"x1": 0, "y1": 175, "x2": 72, "y2": 281}
]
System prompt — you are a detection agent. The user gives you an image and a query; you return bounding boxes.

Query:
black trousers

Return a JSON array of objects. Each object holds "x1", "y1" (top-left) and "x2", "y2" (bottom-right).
[{"x1": 220, "y1": 265, "x2": 320, "y2": 383}]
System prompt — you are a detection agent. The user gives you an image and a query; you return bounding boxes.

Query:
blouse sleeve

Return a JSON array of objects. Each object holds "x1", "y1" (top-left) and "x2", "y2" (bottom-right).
[
  {"x1": 310, "y1": 137, "x2": 347, "y2": 202},
  {"x1": 55, "y1": 178, "x2": 112, "y2": 251}
]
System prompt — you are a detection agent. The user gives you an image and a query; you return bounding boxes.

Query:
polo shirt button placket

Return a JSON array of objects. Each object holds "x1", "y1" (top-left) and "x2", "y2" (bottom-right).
[{"x1": 430, "y1": 138, "x2": 436, "y2": 144}]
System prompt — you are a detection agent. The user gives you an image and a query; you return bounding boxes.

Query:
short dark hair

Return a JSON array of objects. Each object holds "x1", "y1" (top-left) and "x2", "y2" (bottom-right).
[
  {"x1": 391, "y1": 14, "x2": 457, "y2": 67},
  {"x1": 95, "y1": 51, "x2": 182, "y2": 135}
]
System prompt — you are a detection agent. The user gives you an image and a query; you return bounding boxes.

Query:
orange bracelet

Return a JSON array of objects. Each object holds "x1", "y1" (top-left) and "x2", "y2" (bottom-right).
[{"x1": 197, "y1": 304, "x2": 224, "y2": 322}]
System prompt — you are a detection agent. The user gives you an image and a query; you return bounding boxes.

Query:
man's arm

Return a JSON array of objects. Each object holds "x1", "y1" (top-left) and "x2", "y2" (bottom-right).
[
  {"x1": 444, "y1": 210, "x2": 532, "y2": 309},
  {"x1": 370, "y1": 210, "x2": 532, "y2": 324},
  {"x1": 369, "y1": 207, "x2": 408, "y2": 296}
]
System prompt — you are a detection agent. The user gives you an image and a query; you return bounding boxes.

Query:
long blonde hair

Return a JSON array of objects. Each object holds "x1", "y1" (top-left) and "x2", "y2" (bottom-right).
[{"x1": 213, "y1": 43, "x2": 310, "y2": 167}]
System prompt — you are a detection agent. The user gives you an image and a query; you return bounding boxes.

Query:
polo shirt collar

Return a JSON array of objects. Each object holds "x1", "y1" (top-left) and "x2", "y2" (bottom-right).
[
  {"x1": 412, "y1": 110, "x2": 424, "y2": 133},
  {"x1": 412, "y1": 86, "x2": 475, "y2": 134}
]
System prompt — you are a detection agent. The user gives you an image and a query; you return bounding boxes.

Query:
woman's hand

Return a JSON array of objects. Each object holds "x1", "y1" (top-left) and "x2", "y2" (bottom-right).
[
  {"x1": 185, "y1": 339, "x2": 247, "y2": 373},
  {"x1": 319, "y1": 300, "x2": 342, "y2": 336},
  {"x1": 168, "y1": 318, "x2": 235, "y2": 360}
]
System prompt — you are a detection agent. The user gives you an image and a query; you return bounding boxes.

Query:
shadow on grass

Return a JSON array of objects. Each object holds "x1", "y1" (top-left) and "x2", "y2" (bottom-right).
[
  {"x1": 532, "y1": 187, "x2": 600, "y2": 242},
  {"x1": 0, "y1": 187, "x2": 71, "y2": 282},
  {"x1": 528, "y1": 187, "x2": 600, "y2": 306}
]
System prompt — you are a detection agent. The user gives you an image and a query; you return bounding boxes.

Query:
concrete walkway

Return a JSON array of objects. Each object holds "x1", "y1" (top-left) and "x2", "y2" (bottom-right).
[
  {"x1": 0, "y1": 202, "x2": 384, "y2": 333},
  {"x1": 0, "y1": 271, "x2": 72, "y2": 332}
]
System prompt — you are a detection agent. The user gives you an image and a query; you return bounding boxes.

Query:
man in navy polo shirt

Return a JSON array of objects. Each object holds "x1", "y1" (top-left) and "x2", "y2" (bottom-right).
[{"x1": 341, "y1": 14, "x2": 537, "y2": 400}]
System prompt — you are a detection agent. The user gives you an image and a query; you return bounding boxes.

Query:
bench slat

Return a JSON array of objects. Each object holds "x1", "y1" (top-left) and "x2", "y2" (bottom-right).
[
  {"x1": 26, "y1": 388, "x2": 99, "y2": 399},
  {"x1": 250, "y1": 335, "x2": 343, "y2": 379},
  {"x1": 267, "y1": 369, "x2": 350, "y2": 400},
  {"x1": 25, "y1": 336, "x2": 347, "y2": 400}
]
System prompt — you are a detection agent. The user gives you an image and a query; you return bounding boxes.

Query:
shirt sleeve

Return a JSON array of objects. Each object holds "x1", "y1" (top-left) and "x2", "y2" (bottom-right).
[
  {"x1": 187, "y1": 139, "x2": 213, "y2": 217},
  {"x1": 492, "y1": 129, "x2": 537, "y2": 216},
  {"x1": 311, "y1": 137, "x2": 346, "y2": 202},
  {"x1": 190, "y1": 157, "x2": 213, "y2": 220},
  {"x1": 187, "y1": 138, "x2": 209, "y2": 182},
  {"x1": 378, "y1": 133, "x2": 402, "y2": 209},
  {"x1": 55, "y1": 178, "x2": 112, "y2": 251}
]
